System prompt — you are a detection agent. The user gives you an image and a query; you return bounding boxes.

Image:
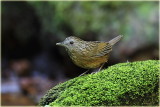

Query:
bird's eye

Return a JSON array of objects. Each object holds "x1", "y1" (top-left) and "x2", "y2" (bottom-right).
[{"x1": 70, "y1": 41, "x2": 74, "y2": 44}]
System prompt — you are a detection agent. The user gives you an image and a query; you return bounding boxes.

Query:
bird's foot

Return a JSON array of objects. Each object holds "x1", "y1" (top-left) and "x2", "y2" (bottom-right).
[{"x1": 78, "y1": 69, "x2": 90, "y2": 77}]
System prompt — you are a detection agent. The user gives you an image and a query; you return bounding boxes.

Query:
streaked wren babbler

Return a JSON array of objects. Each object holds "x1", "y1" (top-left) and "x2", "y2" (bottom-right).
[{"x1": 56, "y1": 35, "x2": 122, "y2": 71}]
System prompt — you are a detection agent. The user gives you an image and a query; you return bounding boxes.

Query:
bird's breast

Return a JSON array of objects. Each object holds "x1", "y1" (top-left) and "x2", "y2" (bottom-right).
[{"x1": 69, "y1": 51, "x2": 109, "y2": 69}]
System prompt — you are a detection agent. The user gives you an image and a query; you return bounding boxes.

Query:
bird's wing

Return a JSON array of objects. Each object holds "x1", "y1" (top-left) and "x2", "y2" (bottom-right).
[{"x1": 90, "y1": 41, "x2": 112, "y2": 57}]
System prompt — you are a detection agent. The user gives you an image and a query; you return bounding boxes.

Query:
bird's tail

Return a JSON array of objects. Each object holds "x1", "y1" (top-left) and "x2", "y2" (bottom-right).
[{"x1": 109, "y1": 35, "x2": 123, "y2": 46}]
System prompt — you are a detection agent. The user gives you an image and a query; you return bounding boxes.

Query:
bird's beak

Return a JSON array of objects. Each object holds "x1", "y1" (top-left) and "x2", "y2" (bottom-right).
[
  {"x1": 56, "y1": 42, "x2": 64, "y2": 46},
  {"x1": 56, "y1": 42, "x2": 61, "y2": 45}
]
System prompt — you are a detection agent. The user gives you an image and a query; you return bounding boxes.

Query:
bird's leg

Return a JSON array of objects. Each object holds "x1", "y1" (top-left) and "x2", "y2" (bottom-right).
[
  {"x1": 98, "y1": 63, "x2": 105, "y2": 72},
  {"x1": 78, "y1": 69, "x2": 90, "y2": 77},
  {"x1": 91, "y1": 63, "x2": 105, "y2": 74}
]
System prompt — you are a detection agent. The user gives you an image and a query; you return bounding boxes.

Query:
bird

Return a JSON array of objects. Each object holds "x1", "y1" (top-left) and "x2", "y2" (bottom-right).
[{"x1": 56, "y1": 35, "x2": 123, "y2": 72}]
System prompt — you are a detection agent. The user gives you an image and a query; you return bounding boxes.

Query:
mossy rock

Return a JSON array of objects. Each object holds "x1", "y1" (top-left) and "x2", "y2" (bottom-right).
[{"x1": 39, "y1": 60, "x2": 159, "y2": 106}]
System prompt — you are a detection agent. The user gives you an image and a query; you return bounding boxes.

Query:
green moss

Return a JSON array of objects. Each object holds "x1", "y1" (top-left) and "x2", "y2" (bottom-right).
[{"x1": 39, "y1": 60, "x2": 159, "y2": 106}]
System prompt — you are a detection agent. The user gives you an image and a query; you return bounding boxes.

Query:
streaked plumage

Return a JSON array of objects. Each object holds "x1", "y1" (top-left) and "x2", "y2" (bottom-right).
[{"x1": 56, "y1": 35, "x2": 122, "y2": 69}]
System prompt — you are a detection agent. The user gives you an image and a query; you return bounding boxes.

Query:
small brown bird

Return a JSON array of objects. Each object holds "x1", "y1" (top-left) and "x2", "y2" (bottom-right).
[{"x1": 56, "y1": 35, "x2": 122, "y2": 70}]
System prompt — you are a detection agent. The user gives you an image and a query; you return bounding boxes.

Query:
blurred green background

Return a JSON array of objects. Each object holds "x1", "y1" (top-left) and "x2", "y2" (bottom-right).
[{"x1": 1, "y1": 1, "x2": 159, "y2": 106}]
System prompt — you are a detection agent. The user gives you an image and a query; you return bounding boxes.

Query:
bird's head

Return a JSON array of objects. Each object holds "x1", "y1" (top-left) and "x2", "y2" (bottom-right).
[{"x1": 56, "y1": 36, "x2": 84, "y2": 51}]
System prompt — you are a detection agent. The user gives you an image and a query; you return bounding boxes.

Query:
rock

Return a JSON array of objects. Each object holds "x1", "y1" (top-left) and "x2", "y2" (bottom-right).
[{"x1": 39, "y1": 60, "x2": 159, "y2": 106}]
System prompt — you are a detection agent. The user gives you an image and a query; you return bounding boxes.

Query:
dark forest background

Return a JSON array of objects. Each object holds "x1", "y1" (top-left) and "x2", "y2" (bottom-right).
[{"x1": 1, "y1": 1, "x2": 159, "y2": 105}]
